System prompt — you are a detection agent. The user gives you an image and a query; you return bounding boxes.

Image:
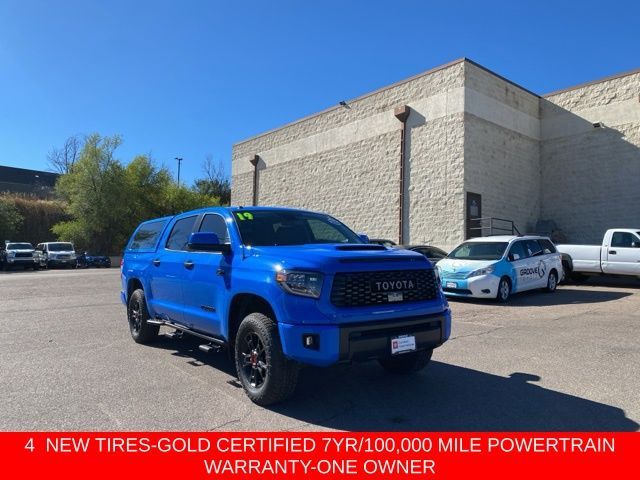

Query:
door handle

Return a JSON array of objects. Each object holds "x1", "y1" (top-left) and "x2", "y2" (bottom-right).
[
  {"x1": 609, "y1": 250, "x2": 617, "y2": 255},
  {"x1": 216, "y1": 268, "x2": 225, "y2": 276},
  {"x1": 184, "y1": 260, "x2": 194, "y2": 270},
  {"x1": 152, "y1": 259, "x2": 161, "y2": 266}
]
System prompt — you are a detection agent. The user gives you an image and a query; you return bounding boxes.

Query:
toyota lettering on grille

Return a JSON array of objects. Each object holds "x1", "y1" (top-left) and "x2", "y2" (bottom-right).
[{"x1": 370, "y1": 279, "x2": 417, "y2": 293}]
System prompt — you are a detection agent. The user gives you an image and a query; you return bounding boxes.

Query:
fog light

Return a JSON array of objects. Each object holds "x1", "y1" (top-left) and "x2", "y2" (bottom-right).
[
  {"x1": 482, "y1": 289, "x2": 490, "y2": 294},
  {"x1": 302, "y1": 334, "x2": 319, "y2": 350}
]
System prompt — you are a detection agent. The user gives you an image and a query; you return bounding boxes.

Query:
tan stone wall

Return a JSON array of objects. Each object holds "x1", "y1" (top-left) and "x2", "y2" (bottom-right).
[
  {"x1": 231, "y1": 61, "x2": 467, "y2": 247},
  {"x1": 255, "y1": 131, "x2": 401, "y2": 240},
  {"x1": 463, "y1": 62, "x2": 541, "y2": 236},
  {"x1": 231, "y1": 59, "x2": 640, "y2": 248},
  {"x1": 541, "y1": 72, "x2": 640, "y2": 243},
  {"x1": 407, "y1": 113, "x2": 465, "y2": 250}
]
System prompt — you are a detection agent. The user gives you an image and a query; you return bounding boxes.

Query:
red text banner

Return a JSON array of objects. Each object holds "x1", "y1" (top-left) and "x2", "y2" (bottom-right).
[{"x1": 1, "y1": 432, "x2": 635, "y2": 479}]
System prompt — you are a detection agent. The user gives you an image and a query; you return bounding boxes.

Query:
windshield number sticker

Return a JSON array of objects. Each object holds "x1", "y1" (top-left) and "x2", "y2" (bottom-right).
[{"x1": 235, "y1": 212, "x2": 254, "y2": 221}]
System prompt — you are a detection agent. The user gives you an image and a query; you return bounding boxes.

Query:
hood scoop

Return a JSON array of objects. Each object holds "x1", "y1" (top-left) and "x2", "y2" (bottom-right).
[
  {"x1": 339, "y1": 255, "x2": 428, "y2": 264},
  {"x1": 334, "y1": 245, "x2": 387, "y2": 251}
]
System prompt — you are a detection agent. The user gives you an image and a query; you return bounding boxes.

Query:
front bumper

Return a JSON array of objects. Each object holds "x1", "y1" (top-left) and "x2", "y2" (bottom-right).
[
  {"x1": 441, "y1": 274, "x2": 500, "y2": 299},
  {"x1": 6, "y1": 257, "x2": 38, "y2": 265},
  {"x1": 47, "y1": 258, "x2": 77, "y2": 266},
  {"x1": 279, "y1": 310, "x2": 451, "y2": 367}
]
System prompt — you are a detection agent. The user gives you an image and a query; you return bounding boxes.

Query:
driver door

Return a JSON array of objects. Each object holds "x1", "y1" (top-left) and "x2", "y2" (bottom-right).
[
  {"x1": 507, "y1": 240, "x2": 529, "y2": 293},
  {"x1": 603, "y1": 231, "x2": 640, "y2": 275}
]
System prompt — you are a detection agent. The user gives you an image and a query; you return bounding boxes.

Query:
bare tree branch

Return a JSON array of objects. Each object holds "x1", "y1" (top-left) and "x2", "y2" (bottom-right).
[
  {"x1": 195, "y1": 155, "x2": 231, "y2": 205},
  {"x1": 47, "y1": 135, "x2": 82, "y2": 174}
]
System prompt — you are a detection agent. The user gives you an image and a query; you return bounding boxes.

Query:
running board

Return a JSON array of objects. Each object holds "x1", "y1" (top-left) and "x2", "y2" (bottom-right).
[
  {"x1": 198, "y1": 343, "x2": 221, "y2": 353},
  {"x1": 148, "y1": 318, "x2": 226, "y2": 347}
]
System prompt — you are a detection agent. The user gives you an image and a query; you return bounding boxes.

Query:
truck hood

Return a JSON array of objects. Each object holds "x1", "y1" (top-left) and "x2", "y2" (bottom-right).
[
  {"x1": 436, "y1": 258, "x2": 498, "y2": 274},
  {"x1": 247, "y1": 244, "x2": 430, "y2": 272}
]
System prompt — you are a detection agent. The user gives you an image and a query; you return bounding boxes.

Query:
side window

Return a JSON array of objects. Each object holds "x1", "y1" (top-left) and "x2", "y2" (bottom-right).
[
  {"x1": 165, "y1": 216, "x2": 198, "y2": 251},
  {"x1": 199, "y1": 214, "x2": 230, "y2": 243},
  {"x1": 129, "y1": 220, "x2": 167, "y2": 251},
  {"x1": 538, "y1": 239, "x2": 556, "y2": 254},
  {"x1": 508, "y1": 241, "x2": 527, "y2": 261},
  {"x1": 611, "y1": 232, "x2": 636, "y2": 248},
  {"x1": 524, "y1": 239, "x2": 543, "y2": 257},
  {"x1": 426, "y1": 248, "x2": 447, "y2": 260}
]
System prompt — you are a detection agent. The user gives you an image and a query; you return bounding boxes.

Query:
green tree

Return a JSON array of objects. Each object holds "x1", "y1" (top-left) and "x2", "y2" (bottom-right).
[
  {"x1": 53, "y1": 134, "x2": 128, "y2": 253},
  {"x1": 52, "y1": 134, "x2": 222, "y2": 254},
  {"x1": 193, "y1": 156, "x2": 231, "y2": 205},
  {"x1": 124, "y1": 155, "x2": 173, "y2": 232},
  {"x1": 0, "y1": 197, "x2": 24, "y2": 242}
]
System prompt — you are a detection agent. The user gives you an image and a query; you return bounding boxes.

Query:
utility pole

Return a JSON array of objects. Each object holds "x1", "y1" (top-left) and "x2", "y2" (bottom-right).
[{"x1": 174, "y1": 157, "x2": 183, "y2": 186}]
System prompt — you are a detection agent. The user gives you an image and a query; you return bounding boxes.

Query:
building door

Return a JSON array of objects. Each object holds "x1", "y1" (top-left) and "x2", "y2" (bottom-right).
[{"x1": 466, "y1": 192, "x2": 482, "y2": 239}]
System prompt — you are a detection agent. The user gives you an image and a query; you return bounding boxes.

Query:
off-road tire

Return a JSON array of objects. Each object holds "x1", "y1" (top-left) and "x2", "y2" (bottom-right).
[
  {"x1": 379, "y1": 349, "x2": 433, "y2": 374},
  {"x1": 127, "y1": 288, "x2": 159, "y2": 344},
  {"x1": 234, "y1": 312, "x2": 299, "y2": 406}
]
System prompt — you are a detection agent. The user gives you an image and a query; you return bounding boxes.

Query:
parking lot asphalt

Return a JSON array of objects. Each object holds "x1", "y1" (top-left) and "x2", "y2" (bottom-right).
[{"x1": 0, "y1": 268, "x2": 638, "y2": 431}]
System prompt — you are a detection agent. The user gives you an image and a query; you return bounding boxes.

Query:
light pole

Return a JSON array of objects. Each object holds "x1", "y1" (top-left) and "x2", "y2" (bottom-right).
[{"x1": 175, "y1": 157, "x2": 183, "y2": 186}]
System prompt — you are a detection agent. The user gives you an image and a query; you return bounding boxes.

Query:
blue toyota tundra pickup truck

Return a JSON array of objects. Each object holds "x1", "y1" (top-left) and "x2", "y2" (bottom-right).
[{"x1": 121, "y1": 206, "x2": 451, "y2": 405}]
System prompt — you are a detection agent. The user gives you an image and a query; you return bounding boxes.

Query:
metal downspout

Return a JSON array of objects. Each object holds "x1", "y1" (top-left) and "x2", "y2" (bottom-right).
[{"x1": 394, "y1": 105, "x2": 410, "y2": 245}]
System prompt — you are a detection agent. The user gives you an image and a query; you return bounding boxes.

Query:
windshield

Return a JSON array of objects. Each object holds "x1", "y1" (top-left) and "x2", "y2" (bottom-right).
[
  {"x1": 233, "y1": 210, "x2": 363, "y2": 247},
  {"x1": 448, "y1": 242, "x2": 508, "y2": 261},
  {"x1": 7, "y1": 243, "x2": 33, "y2": 250},
  {"x1": 48, "y1": 243, "x2": 74, "y2": 252}
]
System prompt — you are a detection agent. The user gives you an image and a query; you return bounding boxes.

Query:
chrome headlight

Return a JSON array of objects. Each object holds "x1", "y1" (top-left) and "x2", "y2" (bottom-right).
[
  {"x1": 467, "y1": 265, "x2": 495, "y2": 278},
  {"x1": 275, "y1": 270, "x2": 323, "y2": 298},
  {"x1": 7, "y1": 251, "x2": 16, "y2": 257}
]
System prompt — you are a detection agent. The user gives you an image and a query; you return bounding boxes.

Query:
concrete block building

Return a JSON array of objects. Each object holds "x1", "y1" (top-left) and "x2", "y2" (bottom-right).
[{"x1": 231, "y1": 59, "x2": 640, "y2": 250}]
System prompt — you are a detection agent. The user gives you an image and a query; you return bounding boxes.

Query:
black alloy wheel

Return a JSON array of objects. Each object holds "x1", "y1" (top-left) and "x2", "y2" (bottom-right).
[{"x1": 239, "y1": 331, "x2": 269, "y2": 389}]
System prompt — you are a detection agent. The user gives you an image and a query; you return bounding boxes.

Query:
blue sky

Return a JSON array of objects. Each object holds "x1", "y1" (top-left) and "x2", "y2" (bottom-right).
[{"x1": 1, "y1": 0, "x2": 639, "y2": 184}]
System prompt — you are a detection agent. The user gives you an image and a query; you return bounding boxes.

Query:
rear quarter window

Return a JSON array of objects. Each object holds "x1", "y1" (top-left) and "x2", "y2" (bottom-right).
[
  {"x1": 128, "y1": 220, "x2": 168, "y2": 252},
  {"x1": 538, "y1": 239, "x2": 557, "y2": 254}
]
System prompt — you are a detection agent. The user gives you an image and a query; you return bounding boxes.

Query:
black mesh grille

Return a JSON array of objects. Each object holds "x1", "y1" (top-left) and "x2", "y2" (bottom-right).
[
  {"x1": 330, "y1": 269, "x2": 439, "y2": 307},
  {"x1": 15, "y1": 252, "x2": 32, "y2": 258}
]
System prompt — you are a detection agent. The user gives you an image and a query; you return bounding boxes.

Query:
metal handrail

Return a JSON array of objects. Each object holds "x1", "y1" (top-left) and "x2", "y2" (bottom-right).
[{"x1": 468, "y1": 217, "x2": 521, "y2": 237}]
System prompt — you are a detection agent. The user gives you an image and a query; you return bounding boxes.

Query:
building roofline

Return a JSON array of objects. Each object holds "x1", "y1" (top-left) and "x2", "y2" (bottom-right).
[
  {"x1": 233, "y1": 57, "x2": 468, "y2": 147},
  {"x1": 233, "y1": 58, "x2": 639, "y2": 150},
  {"x1": 463, "y1": 58, "x2": 541, "y2": 98},
  {"x1": 543, "y1": 66, "x2": 640, "y2": 97}
]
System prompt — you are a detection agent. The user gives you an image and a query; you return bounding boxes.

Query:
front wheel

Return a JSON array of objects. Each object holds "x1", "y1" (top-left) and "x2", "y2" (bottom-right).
[
  {"x1": 234, "y1": 313, "x2": 299, "y2": 406},
  {"x1": 496, "y1": 277, "x2": 511, "y2": 303},
  {"x1": 378, "y1": 349, "x2": 432, "y2": 374},
  {"x1": 127, "y1": 289, "x2": 159, "y2": 344}
]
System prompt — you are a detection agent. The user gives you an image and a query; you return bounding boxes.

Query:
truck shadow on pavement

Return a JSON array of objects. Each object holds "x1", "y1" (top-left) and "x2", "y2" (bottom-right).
[
  {"x1": 449, "y1": 288, "x2": 631, "y2": 307},
  {"x1": 150, "y1": 336, "x2": 638, "y2": 431},
  {"x1": 270, "y1": 361, "x2": 639, "y2": 431}
]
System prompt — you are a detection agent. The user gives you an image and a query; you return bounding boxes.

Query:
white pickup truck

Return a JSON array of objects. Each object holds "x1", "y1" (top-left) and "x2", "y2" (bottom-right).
[{"x1": 557, "y1": 229, "x2": 640, "y2": 280}]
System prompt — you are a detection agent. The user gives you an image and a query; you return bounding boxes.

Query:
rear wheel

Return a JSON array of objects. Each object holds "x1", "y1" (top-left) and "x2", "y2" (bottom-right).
[
  {"x1": 234, "y1": 312, "x2": 299, "y2": 406},
  {"x1": 127, "y1": 289, "x2": 159, "y2": 344},
  {"x1": 379, "y1": 349, "x2": 432, "y2": 374},
  {"x1": 496, "y1": 277, "x2": 511, "y2": 303},
  {"x1": 545, "y1": 271, "x2": 558, "y2": 293}
]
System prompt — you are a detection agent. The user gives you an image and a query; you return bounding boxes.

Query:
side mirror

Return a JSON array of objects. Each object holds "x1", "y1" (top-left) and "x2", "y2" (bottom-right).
[
  {"x1": 188, "y1": 232, "x2": 230, "y2": 253},
  {"x1": 508, "y1": 253, "x2": 520, "y2": 262},
  {"x1": 357, "y1": 233, "x2": 370, "y2": 244},
  {"x1": 632, "y1": 241, "x2": 640, "y2": 248}
]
